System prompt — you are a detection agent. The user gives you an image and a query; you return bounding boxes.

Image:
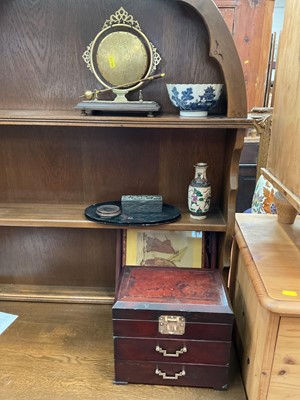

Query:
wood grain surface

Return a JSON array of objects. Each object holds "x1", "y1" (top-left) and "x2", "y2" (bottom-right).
[
  {"x1": 0, "y1": 119, "x2": 245, "y2": 273},
  {"x1": 0, "y1": 302, "x2": 246, "y2": 400},
  {"x1": 266, "y1": 0, "x2": 300, "y2": 208},
  {"x1": 221, "y1": 0, "x2": 274, "y2": 110},
  {"x1": 0, "y1": 125, "x2": 232, "y2": 208},
  {"x1": 0, "y1": 0, "x2": 248, "y2": 292},
  {"x1": 268, "y1": 317, "x2": 300, "y2": 399},
  {"x1": 0, "y1": 203, "x2": 227, "y2": 231},
  {"x1": 0, "y1": 227, "x2": 116, "y2": 288},
  {"x1": 179, "y1": 0, "x2": 247, "y2": 117},
  {"x1": 0, "y1": 0, "x2": 224, "y2": 112},
  {"x1": 231, "y1": 213, "x2": 300, "y2": 400},
  {"x1": 0, "y1": 110, "x2": 252, "y2": 128},
  {"x1": 114, "y1": 337, "x2": 231, "y2": 365},
  {"x1": 235, "y1": 214, "x2": 300, "y2": 314},
  {"x1": 0, "y1": 284, "x2": 114, "y2": 303},
  {"x1": 216, "y1": 0, "x2": 275, "y2": 110},
  {"x1": 232, "y1": 243, "x2": 279, "y2": 400}
]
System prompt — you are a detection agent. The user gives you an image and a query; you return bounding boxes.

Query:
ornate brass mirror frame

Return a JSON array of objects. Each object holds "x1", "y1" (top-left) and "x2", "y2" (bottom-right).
[{"x1": 76, "y1": 7, "x2": 162, "y2": 113}]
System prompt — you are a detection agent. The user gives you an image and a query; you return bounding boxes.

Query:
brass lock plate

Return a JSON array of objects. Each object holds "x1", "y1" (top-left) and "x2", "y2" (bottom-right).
[{"x1": 158, "y1": 315, "x2": 186, "y2": 335}]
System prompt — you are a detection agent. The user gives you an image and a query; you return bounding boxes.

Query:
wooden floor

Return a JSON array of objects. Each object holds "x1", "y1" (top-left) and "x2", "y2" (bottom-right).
[{"x1": 0, "y1": 301, "x2": 246, "y2": 400}]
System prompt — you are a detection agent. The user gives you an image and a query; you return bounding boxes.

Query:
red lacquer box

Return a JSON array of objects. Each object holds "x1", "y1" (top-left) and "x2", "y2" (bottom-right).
[{"x1": 112, "y1": 266, "x2": 234, "y2": 389}]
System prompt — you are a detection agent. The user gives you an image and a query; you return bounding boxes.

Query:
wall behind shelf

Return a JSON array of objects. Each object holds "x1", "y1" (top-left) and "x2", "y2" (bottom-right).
[
  {"x1": 0, "y1": 226, "x2": 116, "y2": 287},
  {"x1": 0, "y1": 0, "x2": 225, "y2": 114},
  {"x1": 0, "y1": 125, "x2": 230, "y2": 208}
]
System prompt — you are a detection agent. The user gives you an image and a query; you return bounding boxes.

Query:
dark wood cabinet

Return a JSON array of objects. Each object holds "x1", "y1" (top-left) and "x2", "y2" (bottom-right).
[{"x1": 113, "y1": 267, "x2": 233, "y2": 389}]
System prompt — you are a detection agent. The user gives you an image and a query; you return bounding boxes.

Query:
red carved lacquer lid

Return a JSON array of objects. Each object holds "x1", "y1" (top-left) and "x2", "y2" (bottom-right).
[{"x1": 113, "y1": 267, "x2": 233, "y2": 321}]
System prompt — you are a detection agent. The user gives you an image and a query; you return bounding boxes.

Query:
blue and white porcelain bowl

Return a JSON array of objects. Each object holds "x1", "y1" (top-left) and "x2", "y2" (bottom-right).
[{"x1": 166, "y1": 84, "x2": 224, "y2": 117}]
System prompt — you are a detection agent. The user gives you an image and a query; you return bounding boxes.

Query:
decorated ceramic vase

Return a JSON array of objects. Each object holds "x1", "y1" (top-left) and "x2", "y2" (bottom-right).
[{"x1": 188, "y1": 162, "x2": 211, "y2": 219}]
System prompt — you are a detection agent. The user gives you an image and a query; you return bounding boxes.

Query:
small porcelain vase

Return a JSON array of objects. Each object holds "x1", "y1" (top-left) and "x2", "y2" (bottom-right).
[{"x1": 188, "y1": 162, "x2": 211, "y2": 219}]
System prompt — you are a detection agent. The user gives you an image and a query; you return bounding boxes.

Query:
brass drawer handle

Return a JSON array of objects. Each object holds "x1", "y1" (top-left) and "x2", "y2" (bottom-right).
[
  {"x1": 155, "y1": 345, "x2": 187, "y2": 357},
  {"x1": 155, "y1": 368, "x2": 186, "y2": 380}
]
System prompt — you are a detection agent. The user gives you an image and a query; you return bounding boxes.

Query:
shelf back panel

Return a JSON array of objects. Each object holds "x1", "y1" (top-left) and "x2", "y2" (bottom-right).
[
  {"x1": 0, "y1": 126, "x2": 230, "y2": 208},
  {"x1": 0, "y1": 0, "x2": 227, "y2": 114}
]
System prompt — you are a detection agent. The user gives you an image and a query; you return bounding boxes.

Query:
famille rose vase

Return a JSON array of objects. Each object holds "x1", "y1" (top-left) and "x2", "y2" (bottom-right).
[{"x1": 188, "y1": 162, "x2": 211, "y2": 219}]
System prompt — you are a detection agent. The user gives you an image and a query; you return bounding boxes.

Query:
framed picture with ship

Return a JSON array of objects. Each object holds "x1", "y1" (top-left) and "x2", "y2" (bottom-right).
[{"x1": 122, "y1": 230, "x2": 205, "y2": 268}]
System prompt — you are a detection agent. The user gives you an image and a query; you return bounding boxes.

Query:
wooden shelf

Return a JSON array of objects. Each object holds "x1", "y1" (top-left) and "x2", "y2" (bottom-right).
[
  {"x1": 0, "y1": 203, "x2": 227, "y2": 232},
  {"x1": 0, "y1": 284, "x2": 114, "y2": 303},
  {"x1": 0, "y1": 110, "x2": 252, "y2": 129}
]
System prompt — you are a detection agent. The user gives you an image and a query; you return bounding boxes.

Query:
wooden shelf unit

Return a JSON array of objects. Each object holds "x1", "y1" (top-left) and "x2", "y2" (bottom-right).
[{"x1": 0, "y1": 0, "x2": 248, "y2": 302}]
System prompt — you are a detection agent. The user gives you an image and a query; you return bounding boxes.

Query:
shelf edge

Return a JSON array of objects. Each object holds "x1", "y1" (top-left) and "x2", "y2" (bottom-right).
[{"x1": 0, "y1": 284, "x2": 115, "y2": 304}]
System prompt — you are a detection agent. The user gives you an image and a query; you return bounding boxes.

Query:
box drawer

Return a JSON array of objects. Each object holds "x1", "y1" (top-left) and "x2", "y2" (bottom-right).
[
  {"x1": 114, "y1": 360, "x2": 229, "y2": 389},
  {"x1": 114, "y1": 337, "x2": 231, "y2": 365},
  {"x1": 113, "y1": 319, "x2": 233, "y2": 341}
]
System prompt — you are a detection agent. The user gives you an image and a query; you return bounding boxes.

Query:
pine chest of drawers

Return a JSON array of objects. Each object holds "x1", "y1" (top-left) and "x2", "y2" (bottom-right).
[{"x1": 112, "y1": 266, "x2": 234, "y2": 389}]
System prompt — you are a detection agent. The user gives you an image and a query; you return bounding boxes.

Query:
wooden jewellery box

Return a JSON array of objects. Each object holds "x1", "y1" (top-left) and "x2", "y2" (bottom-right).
[{"x1": 112, "y1": 266, "x2": 234, "y2": 389}]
